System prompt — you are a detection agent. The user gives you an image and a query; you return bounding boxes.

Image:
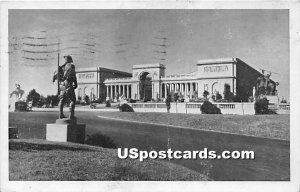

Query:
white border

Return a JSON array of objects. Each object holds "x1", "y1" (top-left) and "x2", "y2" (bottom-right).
[{"x1": 1, "y1": 1, "x2": 300, "y2": 192}]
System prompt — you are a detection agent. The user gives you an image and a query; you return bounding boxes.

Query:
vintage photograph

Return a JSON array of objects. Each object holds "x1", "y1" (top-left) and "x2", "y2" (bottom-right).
[{"x1": 1, "y1": 2, "x2": 298, "y2": 191}]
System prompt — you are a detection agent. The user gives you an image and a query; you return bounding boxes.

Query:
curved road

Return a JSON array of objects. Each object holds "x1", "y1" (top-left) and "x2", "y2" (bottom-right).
[{"x1": 9, "y1": 111, "x2": 289, "y2": 181}]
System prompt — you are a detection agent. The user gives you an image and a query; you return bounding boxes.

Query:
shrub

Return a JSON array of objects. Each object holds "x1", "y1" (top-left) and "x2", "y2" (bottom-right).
[
  {"x1": 15, "y1": 101, "x2": 28, "y2": 112},
  {"x1": 105, "y1": 100, "x2": 111, "y2": 107},
  {"x1": 200, "y1": 101, "x2": 221, "y2": 114},
  {"x1": 202, "y1": 90, "x2": 209, "y2": 99},
  {"x1": 215, "y1": 92, "x2": 222, "y2": 101},
  {"x1": 90, "y1": 103, "x2": 97, "y2": 109},
  {"x1": 119, "y1": 103, "x2": 134, "y2": 112},
  {"x1": 174, "y1": 92, "x2": 179, "y2": 102},
  {"x1": 255, "y1": 98, "x2": 277, "y2": 114},
  {"x1": 84, "y1": 95, "x2": 90, "y2": 105},
  {"x1": 85, "y1": 132, "x2": 117, "y2": 148}
]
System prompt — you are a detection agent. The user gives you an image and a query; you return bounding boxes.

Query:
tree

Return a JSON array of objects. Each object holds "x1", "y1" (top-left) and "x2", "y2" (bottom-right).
[
  {"x1": 26, "y1": 89, "x2": 40, "y2": 106},
  {"x1": 215, "y1": 91, "x2": 222, "y2": 101},
  {"x1": 174, "y1": 92, "x2": 179, "y2": 102},
  {"x1": 51, "y1": 95, "x2": 59, "y2": 106},
  {"x1": 223, "y1": 84, "x2": 234, "y2": 102},
  {"x1": 203, "y1": 90, "x2": 209, "y2": 100},
  {"x1": 38, "y1": 95, "x2": 46, "y2": 107},
  {"x1": 46, "y1": 95, "x2": 52, "y2": 106}
]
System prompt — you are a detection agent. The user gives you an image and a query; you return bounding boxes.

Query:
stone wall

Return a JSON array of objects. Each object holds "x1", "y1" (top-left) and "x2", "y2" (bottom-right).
[{"x1": 128, "y1": 102, "x2": 257, "y2": 115}]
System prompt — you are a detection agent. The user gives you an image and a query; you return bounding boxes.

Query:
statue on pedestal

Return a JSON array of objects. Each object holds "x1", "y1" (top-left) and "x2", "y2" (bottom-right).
[
  {"x1": 47, "y1": 55, "x2": 85, "y2": 144},
  {"x1": 53, "y1": 55, "x2": 77, "y2": 119},
  {"x1": 9, "y1": 84, "x2": 25, "y2": 111},
  {"x1": 10, "y1": 84, "x2": 24, "y2": 100}
]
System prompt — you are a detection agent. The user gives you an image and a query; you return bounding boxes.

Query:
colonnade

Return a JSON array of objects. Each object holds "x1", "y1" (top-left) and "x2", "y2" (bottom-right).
[
  {"x1": 162, "y1": 82, "x2": 198, "y2": 98},
  {"x1": 105, "y1": 82, "x2": 198, "y2": 100},
  {"x1": 106, "y1": 84, "x2": 131, "y2": 99}
]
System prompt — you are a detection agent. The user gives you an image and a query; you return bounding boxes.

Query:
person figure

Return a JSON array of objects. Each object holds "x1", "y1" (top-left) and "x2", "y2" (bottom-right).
[
  {"x1": 165, "y1": 94, "x2": 171, "y2": 113},
  {"x1": 58, "y1": 55, "x2": 77, "y2": 119},
  {"x1": 105, "y1": 97, "x2": 111, "y2": 107}
]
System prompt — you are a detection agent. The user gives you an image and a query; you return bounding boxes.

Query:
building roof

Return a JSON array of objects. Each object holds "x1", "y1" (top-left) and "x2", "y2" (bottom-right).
[
  {"x1": 76, "y1": 67, "x2": 132, "y2": 76},
  {"x1": 132, "y1": 63, "x2": 166, "y2": 69},
  {"x1": 76, "y1": 67, "x2": 98, "y2": 72},
  {"x1": 197, "y1": 58, "x2": 237, "y2": 65}
]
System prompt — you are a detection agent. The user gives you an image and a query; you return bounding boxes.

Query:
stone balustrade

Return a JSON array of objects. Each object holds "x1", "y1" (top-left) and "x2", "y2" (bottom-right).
[
  {"x1": 127, "y1": 102, "x2": 290, "y2": 115},
  {"x1": 278, "y1": 104, "x2": 290, "y2": 110}
]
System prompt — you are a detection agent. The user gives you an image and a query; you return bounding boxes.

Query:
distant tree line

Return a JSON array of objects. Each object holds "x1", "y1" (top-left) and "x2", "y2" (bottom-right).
[{"x1": 26, "y1": 89, "x2": 59, "y2": 107}]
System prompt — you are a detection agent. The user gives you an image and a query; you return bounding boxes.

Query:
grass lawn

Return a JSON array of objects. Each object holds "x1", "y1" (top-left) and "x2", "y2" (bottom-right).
[
  {"x1": 9, "y1": 139, "x2": 210, "y2": 181},
  {"x1": 97, "y1": 112, "x2": 289, "y2": 140},
  {"x1": 8, "y1": 111, "x2": 290, "y2": 180}
]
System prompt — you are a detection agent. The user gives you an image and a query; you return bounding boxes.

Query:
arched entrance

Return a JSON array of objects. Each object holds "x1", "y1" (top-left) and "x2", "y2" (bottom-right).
[{"x1": 139, "y1": 72, "x2": 152, "y2": 101}]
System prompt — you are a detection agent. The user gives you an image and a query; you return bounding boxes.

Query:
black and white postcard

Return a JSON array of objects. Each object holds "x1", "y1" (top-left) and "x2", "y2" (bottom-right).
[{"x1": 1, "y1": 1, "x2": 299, "y2": 192}]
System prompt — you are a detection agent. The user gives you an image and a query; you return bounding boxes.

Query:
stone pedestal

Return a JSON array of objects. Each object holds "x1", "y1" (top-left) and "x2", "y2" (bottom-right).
[{"x1": 46, "y1": 117, "x2": 86, "y2": 144}]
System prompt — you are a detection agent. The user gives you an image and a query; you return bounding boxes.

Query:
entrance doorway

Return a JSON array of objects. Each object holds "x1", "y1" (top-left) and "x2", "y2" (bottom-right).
[{"x1": 139, "y1": 72, "x2": 152, "y2": 101}]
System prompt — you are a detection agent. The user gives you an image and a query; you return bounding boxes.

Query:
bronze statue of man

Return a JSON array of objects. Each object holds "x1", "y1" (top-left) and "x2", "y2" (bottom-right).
[{"x1": 58, "y1": 55, "x2": 77, "y2": 119}]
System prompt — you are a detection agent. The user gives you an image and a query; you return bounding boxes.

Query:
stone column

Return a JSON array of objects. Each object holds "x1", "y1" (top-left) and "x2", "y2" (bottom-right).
[
  {"x1": 152, "y1": 83, "x2": 154, "y2": 99},
  {"x1": 110, "y1": 86, "x2": 112, "y2": 98},
  {"x1": 114, "y1": 85, "x2": 117, "y2": 98},
  {"x1": 137, "y1": 84, "x2": 139, "y2": 99},
  {"x1": 106, "y1": 86, "x2": 109, "y2": 98},
  {"x1": 126, "y1": 85, "x2": 129, "y2": 98},
  {"x1": 186, "y1": 83, "x2": 188, "y2": 95},
  {"x1": 180, "y1": 83, "x2": 183, "y2": 95},
  {"x1": 164, "y1": 84, "x2": 167, "y2": 98}
]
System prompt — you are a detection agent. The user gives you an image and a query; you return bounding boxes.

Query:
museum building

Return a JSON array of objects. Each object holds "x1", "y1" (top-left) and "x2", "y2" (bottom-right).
[
  {"x1": 76, "y1": 67, "x2": 132, "y2": 101},
  {"x1": 75, "y1": 58, "x2": 262, "y2": 102}
]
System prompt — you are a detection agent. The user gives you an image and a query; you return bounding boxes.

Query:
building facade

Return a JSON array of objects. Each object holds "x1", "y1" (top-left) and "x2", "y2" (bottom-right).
[
  {"x1": 76, "y1": 58, "x2": 263, "y2": 102},
  {"x1": 75, "y1": 67, "x2": 131, "y2": 101}
]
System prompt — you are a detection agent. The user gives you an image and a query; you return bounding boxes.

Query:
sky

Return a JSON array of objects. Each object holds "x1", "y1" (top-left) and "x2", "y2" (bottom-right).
[{"x1": 8, "y1": 9, "x2": 289, "y2": 100}]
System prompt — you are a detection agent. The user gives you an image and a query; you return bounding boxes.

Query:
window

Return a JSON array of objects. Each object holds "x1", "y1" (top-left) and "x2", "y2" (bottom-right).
[{"x1": 204, "y1": 84, "x2": 209, "y2": 91}]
